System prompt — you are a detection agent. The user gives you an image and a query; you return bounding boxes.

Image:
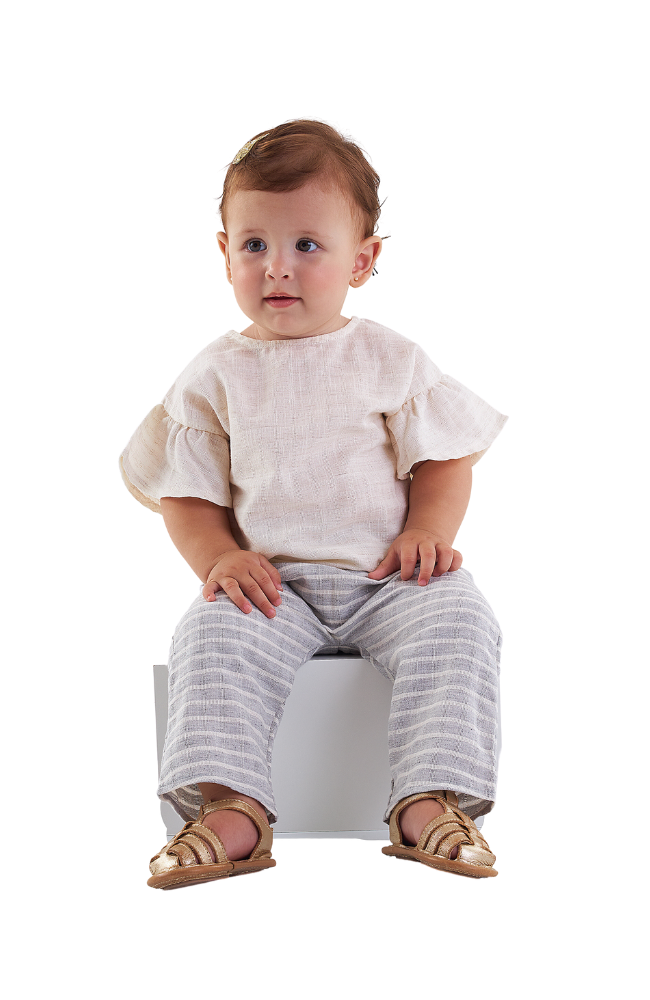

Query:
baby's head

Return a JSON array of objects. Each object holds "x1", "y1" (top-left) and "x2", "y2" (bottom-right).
[{"x1": 217, "y1": 120, "x2": 383, "y2": 341}]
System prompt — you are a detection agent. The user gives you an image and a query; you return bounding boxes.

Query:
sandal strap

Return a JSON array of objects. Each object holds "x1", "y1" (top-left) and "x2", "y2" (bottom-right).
[
  {"x1": 415, "y1": 803, "x2": 495, "y2": 863},
  {"x1": 425, "y1": 828, "x2": 470, "y2": 859},
  {"x1": 418, "y1": 813, "x2": 472, "y2": 855},
  {"x1": 388, "y1": 790, "x2": 457, "y2": 846},
  {"x1": 199, "y1": 798, "x2": 273, "y2": 859},
  {"x1": 161, "y1": 820, "x2": 230, "y2": 865},
  {"x1": 174, "y1": 831, "x2": 214, "y2": 865}
]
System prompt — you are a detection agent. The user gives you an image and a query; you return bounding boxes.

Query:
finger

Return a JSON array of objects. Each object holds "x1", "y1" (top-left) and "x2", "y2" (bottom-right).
[
  {"x1": 261, "y1": 557, "x2": 283, "y2": 592},
  {"x1": 367, "y1": 557, "x2": 387, "y2": 578},
  {"x1": 203, "y1": 580, "x2": 221, "y2": 602},
  {"x1": 221, "y1": 577, "x2": 254, "y2": 614},
  {"x1": 241, "y1": 579, "x2": 278, "y2": 619},
  {"x1": 449, "y1": 549, "x2": 463, "y2": 571},
  {"x1": 251, "y1": 568, "x2": 283, "y2": 607},
  {"x1": 417, "y1": 545, "x2": 438, "y2": 585},
  {"x1": 368, "y1": 553, "x2": 398, "y2": 579},
  {"x1": 400, "y1": 545, "x2": 420, "y2": 581},
  {"x1": 432, "y1": 544, "x2": 454, "y2": 576}
]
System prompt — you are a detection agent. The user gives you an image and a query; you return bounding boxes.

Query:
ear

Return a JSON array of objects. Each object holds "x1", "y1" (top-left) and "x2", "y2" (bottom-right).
[
  {"x1": 216, "y1": 231, "x2": 233, "y2": 283},
  {"x1": 350, "y1": 235, "x2": 383, "y2": 287}
]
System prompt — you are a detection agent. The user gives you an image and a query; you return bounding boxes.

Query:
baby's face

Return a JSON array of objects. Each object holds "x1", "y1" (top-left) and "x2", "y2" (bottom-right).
[{"x1": 217, "y1": 179, "x2": 381, "y2": 340}]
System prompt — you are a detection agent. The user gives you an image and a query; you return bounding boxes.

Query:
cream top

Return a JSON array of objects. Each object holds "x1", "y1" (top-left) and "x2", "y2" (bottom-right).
[{"x1": 119, "y1": 316, "x2": 508, "y2": 572}]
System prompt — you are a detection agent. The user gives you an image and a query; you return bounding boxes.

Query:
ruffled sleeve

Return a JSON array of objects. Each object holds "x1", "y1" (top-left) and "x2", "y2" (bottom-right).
[
  {"x1": 119, "y1": 356, "x2": 231, "y2": 513},
  {"x1": 385, "y1": 347, "x2": 508, "y2": 481}
]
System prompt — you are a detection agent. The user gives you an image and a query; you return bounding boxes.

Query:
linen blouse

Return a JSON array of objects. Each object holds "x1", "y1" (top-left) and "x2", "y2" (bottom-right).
[{"x1": 119, "y1": 316, "x2": 508, "y2": 572}]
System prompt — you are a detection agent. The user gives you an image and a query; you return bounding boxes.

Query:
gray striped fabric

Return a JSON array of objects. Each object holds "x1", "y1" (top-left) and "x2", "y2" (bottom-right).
[{"x1": 159, "y1": 562, "x2": 502, "y2": 827}]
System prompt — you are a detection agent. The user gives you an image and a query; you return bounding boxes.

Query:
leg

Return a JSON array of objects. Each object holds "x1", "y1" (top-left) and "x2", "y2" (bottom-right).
[
  {"x1": 157, "y1": 578, "x2": 332, "y2": 841},
  {"x1": 341, "y1": 566, "x2": 502, "y2": 829}
]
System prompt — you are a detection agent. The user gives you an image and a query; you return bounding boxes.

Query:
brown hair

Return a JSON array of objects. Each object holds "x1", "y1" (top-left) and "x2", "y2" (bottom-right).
[{"x1": 219, "y1": 119, "x2": 381, "y2": 240}]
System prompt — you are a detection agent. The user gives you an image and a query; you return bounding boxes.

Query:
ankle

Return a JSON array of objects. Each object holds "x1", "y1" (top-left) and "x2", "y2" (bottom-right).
[
  {"x1": 400, "y1": 797, "x2": 445, "y2": 845},
  {"x1": 197, "y1": 782, "x2": 268, "y2": 824},
  {"x1": 200, "y1": 807, "x2": 260, "y2": 863}
]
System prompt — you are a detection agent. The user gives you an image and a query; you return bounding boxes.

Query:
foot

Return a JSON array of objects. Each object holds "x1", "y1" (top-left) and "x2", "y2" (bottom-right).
[
  {"x1": 398, "y1": 795, "x2": 460, "y2": 860},
  {"x1": 196, "y1": 784, "x2": 269, "y2": 863}
]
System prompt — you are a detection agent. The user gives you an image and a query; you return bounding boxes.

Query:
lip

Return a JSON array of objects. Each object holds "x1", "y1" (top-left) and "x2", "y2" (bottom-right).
[{"x1": 264, "y1": 295, "x2": 300, "y2": 308}]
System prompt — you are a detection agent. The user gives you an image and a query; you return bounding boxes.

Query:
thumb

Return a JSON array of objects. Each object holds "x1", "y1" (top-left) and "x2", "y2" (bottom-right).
[
  {"x1": 368, "y1": 554, "x2": 396, "y2": 579},
  {"x1": 203, "y1": 579, "x2": 222, "y2": 602}
]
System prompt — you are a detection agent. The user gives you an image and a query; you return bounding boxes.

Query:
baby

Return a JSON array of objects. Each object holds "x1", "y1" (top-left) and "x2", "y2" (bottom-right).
[{"x1": 119, "y1": 119, "x2": 508, "y2": 889}]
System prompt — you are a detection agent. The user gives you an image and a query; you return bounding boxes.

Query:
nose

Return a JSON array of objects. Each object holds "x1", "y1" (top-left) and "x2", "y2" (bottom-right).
[{"x1": 265, "y1": 254, "x2": 293, "y2": 280}]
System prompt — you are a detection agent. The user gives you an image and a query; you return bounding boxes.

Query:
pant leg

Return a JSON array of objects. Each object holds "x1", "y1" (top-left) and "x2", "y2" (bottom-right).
[
  {"x1": 336, "y1": 566, "x2": 503, "y2": 823},
  {"x1": 158, "y1": 580, "x2": 332, "y2": 826}
]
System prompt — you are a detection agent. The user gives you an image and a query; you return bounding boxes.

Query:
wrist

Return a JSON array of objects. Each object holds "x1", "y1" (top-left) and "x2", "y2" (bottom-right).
[
  {"x1": 201, "y1": 543, "x2": 242, "y2": 583},
  {"x1": 402, "y1": 521, "x2": 458, "y2": 546},
  {"x1": 403, "y1": 523, "x2": 440, "y2": 536}
]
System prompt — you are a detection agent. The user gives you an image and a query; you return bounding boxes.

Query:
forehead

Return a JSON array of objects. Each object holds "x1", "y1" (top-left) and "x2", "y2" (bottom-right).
[{"x1": 226, "y1": 179, "x2": 361, "y2": 238}]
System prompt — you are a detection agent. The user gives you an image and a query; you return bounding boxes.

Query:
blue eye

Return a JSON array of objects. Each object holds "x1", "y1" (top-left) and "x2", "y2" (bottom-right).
[
  {"x1": 244, "y1": 239, "x2": 267, "y2": 252},
  {"x1": 296, "y1": 239, "x2": 318, "y2": 253}
]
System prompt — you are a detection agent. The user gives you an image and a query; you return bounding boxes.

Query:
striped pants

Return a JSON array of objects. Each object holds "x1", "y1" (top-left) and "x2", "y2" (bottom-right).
[{"x1": 158, "y1": 562, "x2": 503, "y2": 828}]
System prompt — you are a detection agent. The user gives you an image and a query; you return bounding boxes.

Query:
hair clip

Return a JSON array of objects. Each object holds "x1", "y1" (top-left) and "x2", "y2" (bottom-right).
[{"x1": 231, "y1": 133, "x2": 270, "y2": 165}]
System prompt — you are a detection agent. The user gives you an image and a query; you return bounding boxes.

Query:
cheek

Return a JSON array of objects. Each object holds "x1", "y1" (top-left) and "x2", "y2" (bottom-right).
[
  {"x1": 230, "y1": 259, "x2": 259, "y2": 290},
  {"x1": 307, "y1": 260, "x2": 350, "y2": 294}
]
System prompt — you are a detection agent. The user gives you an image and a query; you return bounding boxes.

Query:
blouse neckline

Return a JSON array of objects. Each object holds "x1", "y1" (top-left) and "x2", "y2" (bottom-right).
[{"x1": 223, "y1": 315, "x2": 362, "y2": 346}]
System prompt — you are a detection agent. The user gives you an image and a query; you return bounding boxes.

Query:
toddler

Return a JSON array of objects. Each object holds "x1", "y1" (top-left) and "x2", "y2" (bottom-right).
[{"x1": 120, "y1": 119, "x2": 508, "y2": 889}]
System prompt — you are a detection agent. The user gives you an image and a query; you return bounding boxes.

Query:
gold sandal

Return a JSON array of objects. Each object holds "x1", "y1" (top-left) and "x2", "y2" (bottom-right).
[
  {"x1": 147, "y1": 798, "x2": 276, "y2": 890},
  {"x1": 382, "y1": 790, "x2": 498, "y2": 879}
]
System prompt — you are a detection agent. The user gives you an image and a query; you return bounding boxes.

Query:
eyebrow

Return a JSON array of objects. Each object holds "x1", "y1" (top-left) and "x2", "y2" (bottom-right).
[{"x1": 234, "y1": 228, "x2": 330, "y2": 239}]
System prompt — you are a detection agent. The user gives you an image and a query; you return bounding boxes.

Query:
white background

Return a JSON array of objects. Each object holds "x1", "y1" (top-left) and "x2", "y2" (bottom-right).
[{"x1": 3, "y1": 1, "x2": 647, "y2": 997}]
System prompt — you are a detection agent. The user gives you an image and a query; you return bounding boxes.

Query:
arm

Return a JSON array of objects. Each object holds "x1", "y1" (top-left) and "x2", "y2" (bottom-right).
[
  {"x1": 405, "y1": 457, "x2": 473, "y2": 544},
  {"x1": 160, "y1": 496, "x2": 284, "y2": 618},
  {"x1": 160, "y1": 496, "x2": 241, "y2": 584},
  {"x1": 367, "y1": 456, "x2": 473, "y2": 582}
]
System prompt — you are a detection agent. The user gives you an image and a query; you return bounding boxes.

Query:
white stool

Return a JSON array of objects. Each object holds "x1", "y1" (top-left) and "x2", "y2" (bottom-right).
[{"x1": 153, "y1": 653, "x2": 500, "y2": 840}]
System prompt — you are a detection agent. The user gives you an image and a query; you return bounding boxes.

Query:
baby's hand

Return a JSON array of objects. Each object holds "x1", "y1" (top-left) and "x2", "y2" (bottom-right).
[
  {"x1": 367, "y1": 528, "x2": 463, "y2": 585},
  {"x1": 203, "y1": 550, "x2": 284, "y2": 618}
]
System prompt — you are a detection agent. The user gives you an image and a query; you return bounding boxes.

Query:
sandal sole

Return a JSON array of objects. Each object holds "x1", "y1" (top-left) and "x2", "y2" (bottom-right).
[
  {"x1": 382, "y1": 844, "x2": 497, "y2": 879},
  {"x1": 148, "y1": 857, "x2": 276, "y2": 890}
]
